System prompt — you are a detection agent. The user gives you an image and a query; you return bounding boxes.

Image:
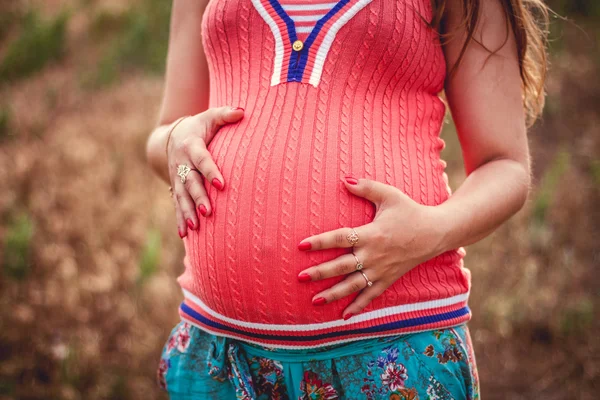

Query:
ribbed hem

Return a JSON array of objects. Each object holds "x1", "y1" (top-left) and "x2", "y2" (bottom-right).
[{"x1": 178, "y1": 288, "x2": 472, "y2": 349}]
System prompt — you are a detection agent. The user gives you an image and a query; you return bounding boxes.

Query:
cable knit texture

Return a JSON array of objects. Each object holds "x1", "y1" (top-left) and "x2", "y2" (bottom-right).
[{"x1": 177, "y1": 0, "x2": 472, "y2": 349}]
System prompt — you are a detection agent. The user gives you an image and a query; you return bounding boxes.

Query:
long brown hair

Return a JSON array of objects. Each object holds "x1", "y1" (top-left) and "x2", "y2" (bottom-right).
[{"x1": 431, "y1": 0, "x2": 550, "y2": 126}]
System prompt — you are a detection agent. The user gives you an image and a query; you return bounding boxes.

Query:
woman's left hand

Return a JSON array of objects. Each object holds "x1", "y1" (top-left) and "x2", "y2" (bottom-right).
[{"x1": 296, "y1": 176, "x2": 449, "y2": 320}]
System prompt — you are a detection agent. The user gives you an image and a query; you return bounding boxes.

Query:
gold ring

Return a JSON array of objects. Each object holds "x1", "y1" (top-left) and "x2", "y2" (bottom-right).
[
  {"x1": 346, "y1": 227, "x2": 359, "y2": 246},
  {"x1": 169, "y1": 186, "x2": 174, "y2": 197},
  {"x1": 352, "y1": 252, "x2": 363, "y2": 270},
  {"x1": 360, "y1": 271, "x2": 373, "y2": 287},
  {"x1": 177, "y1": 164, "x2": 192, "y2": 184}
]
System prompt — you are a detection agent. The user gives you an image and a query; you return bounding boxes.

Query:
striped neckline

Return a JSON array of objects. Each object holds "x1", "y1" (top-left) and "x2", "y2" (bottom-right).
[
  {"x1": 251, "y1": 0, "x2": 374, "y2": 87},
  {"x1": 275, "y1": 1, "x2": 344, "y2": 43}
]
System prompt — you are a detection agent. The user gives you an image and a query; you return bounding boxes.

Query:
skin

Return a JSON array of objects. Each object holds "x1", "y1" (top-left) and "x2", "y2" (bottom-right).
[
  {"x1": 147, "y1": 0, "x2": 531, "y2": 320},
  {"x1": 146, "y1": 0, "x2": 244, "y2": 238}
]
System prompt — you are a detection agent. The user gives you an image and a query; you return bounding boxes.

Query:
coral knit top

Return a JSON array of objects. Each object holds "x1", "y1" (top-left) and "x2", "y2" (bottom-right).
[{"x1": 177, "y1": 0, "x2": 472, "y2": 349}]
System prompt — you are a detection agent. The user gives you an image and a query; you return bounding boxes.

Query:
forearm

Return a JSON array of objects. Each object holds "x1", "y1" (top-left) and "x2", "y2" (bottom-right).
[
  {"x1": 147, "y1": 0, "x2": 212, "y2": 185},
  {"x1": 146, "y1": 123, "x2": 173, "y2": 184},
  {"x1": 435, "y1": 158, "x2": 531, "y2": 253}
]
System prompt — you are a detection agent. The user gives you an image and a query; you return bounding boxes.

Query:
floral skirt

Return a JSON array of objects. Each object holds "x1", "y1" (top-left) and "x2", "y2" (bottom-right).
[{"x1": 157, "y1": 320, "x2": 480, "y2": 399}]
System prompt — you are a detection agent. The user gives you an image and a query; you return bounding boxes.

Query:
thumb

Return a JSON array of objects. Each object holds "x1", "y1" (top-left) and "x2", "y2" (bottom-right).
[
  {"x1": 342, "y1": 176, "x2": 401, "y2": 207},
  {"x1": 211, "y1": 105, "x2": 245, "y2": 126}
]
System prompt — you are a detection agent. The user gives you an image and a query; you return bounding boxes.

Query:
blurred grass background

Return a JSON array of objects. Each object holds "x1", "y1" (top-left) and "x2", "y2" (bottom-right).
[{"x1": 0, "y1": 0, "x2": 598, "y2": 399}]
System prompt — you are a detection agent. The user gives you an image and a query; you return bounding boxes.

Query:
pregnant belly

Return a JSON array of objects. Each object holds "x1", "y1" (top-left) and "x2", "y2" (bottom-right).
[{"x1": 177, "y1": 121, "x2": 445, "y2": 325}]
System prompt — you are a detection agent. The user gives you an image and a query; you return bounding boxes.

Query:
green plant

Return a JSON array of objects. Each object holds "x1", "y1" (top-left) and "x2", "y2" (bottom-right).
[
  {"x1": 0, "y1": 10, "x2": 19, "y2": 42},
  {"x1": 0, "y1": 10, "x2": 70, "y2": 83},
  {"x1": 559, "y1": 297, "x2": 594, "y2": 337},
  {"x1": 89, "y1": 9, "x2": 133, "y2": 39},
  {"x1": 3, "y1": 212, "x2": 34, "y2": 280},
  {"x1": 590, "y1": 159, "x2": 600, "y2": 187},
  {"x1": 549, "y1": 0, "x2": 600, "y2": 18},
  {"x1": 59, "y1": 342, "x2": 80, "y2": 387},
  {"x1": 0, "y1": 105, "x2": 12, "y2": 140},
  {"x1": 88, "y1": 0, "x2": 171, "y2": 87},
  {"x1": 45, "y1": 86, "x2": 59, "y2": 110},
  {"x1": 0, "y1": 378, "x2": 15, "y2": 395},
  {"x1": 137, "y1": 228, "x2": 161, "y2": 284},
  {"x1": 531, "y1": 149, "x2": 570, "y2": 224},
  {"x1": 109, "y1": 374, "x2": 130, "y2": 400}
]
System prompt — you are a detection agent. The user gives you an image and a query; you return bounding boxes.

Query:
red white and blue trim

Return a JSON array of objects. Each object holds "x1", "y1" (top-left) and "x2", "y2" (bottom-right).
[
  {"x1": 179, "y1": 288, "x2": 472, "y2": 349},
  {"x1": 250, "y1": 0, "x2": 374, "y2": 87}
]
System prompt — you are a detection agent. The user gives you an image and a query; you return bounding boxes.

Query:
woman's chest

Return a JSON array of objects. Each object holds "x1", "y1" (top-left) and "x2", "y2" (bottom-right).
[{"x1": 200, "y1": 0, "x2": 445, "y2": 88}]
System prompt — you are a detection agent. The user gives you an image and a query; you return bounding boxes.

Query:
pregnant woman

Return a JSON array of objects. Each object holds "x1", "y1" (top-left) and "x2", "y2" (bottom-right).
[{"x1": 146, "y1": 0, "x2": 548, "y2": 398}]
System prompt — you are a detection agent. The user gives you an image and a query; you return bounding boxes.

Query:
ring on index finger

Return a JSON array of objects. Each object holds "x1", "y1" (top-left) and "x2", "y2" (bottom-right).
[{"x1": 346, "y1": 227, "x2": 359, "y2": 247}]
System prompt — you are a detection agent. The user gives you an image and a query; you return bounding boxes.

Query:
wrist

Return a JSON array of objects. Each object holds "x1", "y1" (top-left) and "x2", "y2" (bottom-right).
[
  {"x1": 165, "y1": 116, "x2": 190, "y2": 158},
  {"x1": 428, "y1": 203, "x2": 456, "y2": 255},
  {"x1": 146, "y1": 124, "x2": 173, "y2": 183}
]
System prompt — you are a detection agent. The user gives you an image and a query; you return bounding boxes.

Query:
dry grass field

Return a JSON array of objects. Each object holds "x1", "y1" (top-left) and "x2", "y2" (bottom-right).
[{"x1": 0, "y1": 0, "x2": 598, "y2": 399}]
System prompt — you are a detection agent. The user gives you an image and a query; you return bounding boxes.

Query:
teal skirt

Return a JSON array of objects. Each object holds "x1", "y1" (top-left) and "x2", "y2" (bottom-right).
[{"x1": 157, "y1": 321, "x2": 480, "y2": 399}]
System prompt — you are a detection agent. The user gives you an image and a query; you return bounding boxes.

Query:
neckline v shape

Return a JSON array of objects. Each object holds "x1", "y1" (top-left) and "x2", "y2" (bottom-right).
[
  {"x1": 252, "y1": 0, "x2": 374, "y2": 87},
  {"x1": 274, "y1": 1, "x2": 345, "y2": 44}
]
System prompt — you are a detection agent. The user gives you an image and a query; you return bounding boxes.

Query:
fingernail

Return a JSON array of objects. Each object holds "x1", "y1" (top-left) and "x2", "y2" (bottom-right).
[
  {"x1": 298, "y1": 241, "x2": 312, "y2": 251},
  {"x1": 178, "y1": 227, "x2": 187, "y2": 238},
  {"x1": 198, "y1": 204, "x2": 207, "y2": 217},
  {"x1": 231, "y1": 106, "x2": 244, "y2": 112},
  {"x1": 297, "y1": 273, "x2": 311, "y2": 282},
  {"x1": 212, "y1": 178, "x2": 224, "y2": 190},
  {"x1": 345, "y1": 176, "x2": 358, "y2": 185},
  {"x1": 186, "y1": 218, "x2": 196, "y2": 230},
  {"x1": 343, "y1": 313, "x2": 354, "y2": 321},
  {"x1": 312, "y1": 297, "x2": 326, "y2": 306}
]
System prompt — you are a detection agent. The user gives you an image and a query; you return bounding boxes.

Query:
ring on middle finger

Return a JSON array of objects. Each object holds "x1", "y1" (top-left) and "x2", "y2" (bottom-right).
[
  {"x1": 177, "y1": 164, "x2": 192, "y2": 184},
  {"x1": 352, "y1": 251, "x2": 364, "y2": 271}
]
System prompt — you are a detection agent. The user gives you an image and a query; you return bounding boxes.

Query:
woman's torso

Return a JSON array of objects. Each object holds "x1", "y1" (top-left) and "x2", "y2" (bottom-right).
[{"x1": 177, "y1": 0, "x2": 471, "y2": 345}]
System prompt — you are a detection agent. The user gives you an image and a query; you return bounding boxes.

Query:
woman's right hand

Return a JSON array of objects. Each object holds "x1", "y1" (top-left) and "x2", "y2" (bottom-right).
[{"x1": 167, "y1": 106, "x2": 245, "y2": 238}]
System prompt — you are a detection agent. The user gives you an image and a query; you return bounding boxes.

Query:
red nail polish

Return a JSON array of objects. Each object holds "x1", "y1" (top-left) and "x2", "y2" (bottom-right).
[
  {"x1": 297, "y1": 273, "x2": 311, "y2": 282},
  {"x1": 186, "y1": 218, "x2": 195, "y2": 230},
  {"x1": 198, "y1": 204, "x2": 207, "y2": 217},
  {"x1": 179, "y1": 228, "x2": 187, "y2": 238},
  {"x1": 343, "y1": 313, "x2": 354, "y2": 321},
  {"x1": 231, "y1": 107, "x2": 244, "y2": 112},
  {"x1": 345, "y1": 176, "x2": 358, "y2": 185},
  {"x1": 212, "y1": 178, "x2": 224, "y2": 190},
  {"x1": 298, "y1": 241, "x2": 312, "y2": 251},
  {"x1": 312, "y1": 297, "x2": 326, "y2": 306}
]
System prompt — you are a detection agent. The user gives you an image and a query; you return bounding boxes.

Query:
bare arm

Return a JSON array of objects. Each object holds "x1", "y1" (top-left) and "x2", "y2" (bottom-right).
[
  {"x1": 435, "y1": 0, "x2": 532, "y2": 252},
  {"x1": 146, "y1": 0, "x2": 211, "y2": 183},
  {"x1": 145, "y1": 0, "x2": 244, "y2": 237}
]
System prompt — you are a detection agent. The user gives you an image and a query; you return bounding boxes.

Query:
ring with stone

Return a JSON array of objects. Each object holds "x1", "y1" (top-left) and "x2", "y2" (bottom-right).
[
  {"x1": 346, "y1": 227, "x2": 359, "y2": 247},
  {"x1": 177, "y1": 164, "x2": 192, "y2": 184}
]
